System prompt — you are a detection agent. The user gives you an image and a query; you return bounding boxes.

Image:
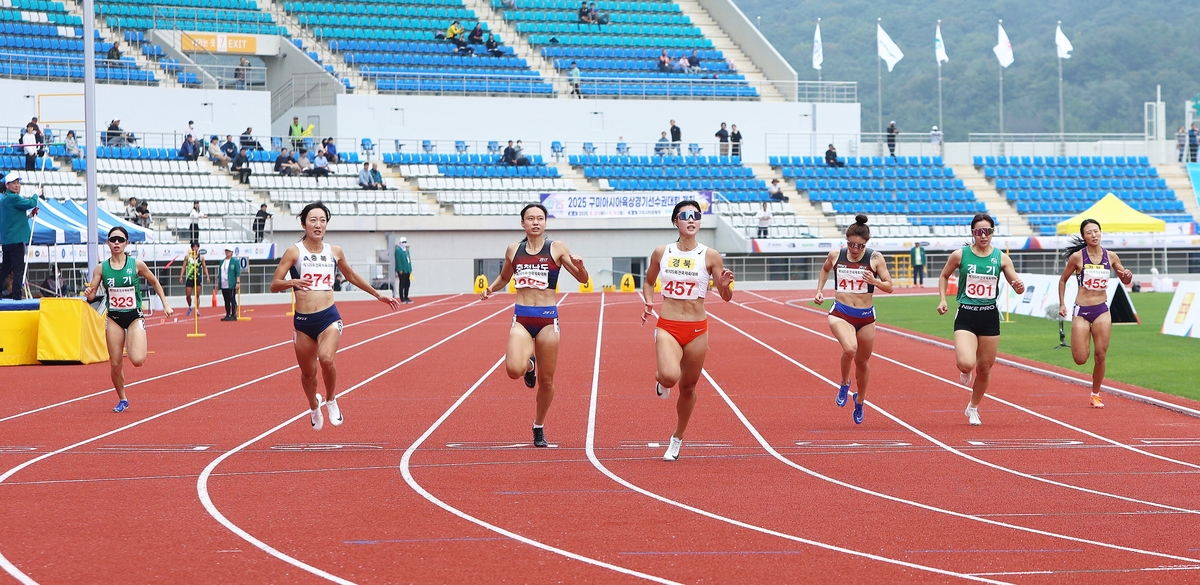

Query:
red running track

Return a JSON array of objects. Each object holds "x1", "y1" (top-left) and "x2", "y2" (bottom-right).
[{"x1": 0, "y1": 292, "x2": 1197, "y2": 584}]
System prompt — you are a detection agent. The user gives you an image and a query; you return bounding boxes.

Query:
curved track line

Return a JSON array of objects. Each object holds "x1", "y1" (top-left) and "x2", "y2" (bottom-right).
[
  {"x1": 702, "y1": 315, "x2": 1200, "y2": 564},
  {"x1": 584, "y1": 295, "x2": 1011, "y2": 584},
  {"x1": 0, "y1": 295, "x2": 464, "y2": 425},
  {"x1": 740, "y1": 292, "x2": 1200, "y2": 471},
  {"x1": 708, "y1": 309, "x2": 1200, "y2": 514},
  {"x1": 0, "y1": 299, "x2": 482, "y2": 585},
  {"x1": 198, "y1": 304, "x2": 514, "y2": 585}
]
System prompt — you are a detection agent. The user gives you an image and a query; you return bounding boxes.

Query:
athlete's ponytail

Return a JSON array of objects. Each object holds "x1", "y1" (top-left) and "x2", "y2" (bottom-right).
[
  {"x1": 845, "y1": 214, "x2": 870, "y2": 240},
  {"x1": 1062, "y1": 218, "x2": 1101, "y2": 260}
]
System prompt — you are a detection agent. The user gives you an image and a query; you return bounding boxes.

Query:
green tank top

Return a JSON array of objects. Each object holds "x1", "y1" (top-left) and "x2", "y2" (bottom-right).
[
  {"x1": 102, "y1": 255, "x2": 143, "y2": 313},
  {"x1": 184, "y1": 252, "x2": 201, "y2": 280},
  {"x1": 956, "y1": 245, "x2": 1002, "y2": 306}
]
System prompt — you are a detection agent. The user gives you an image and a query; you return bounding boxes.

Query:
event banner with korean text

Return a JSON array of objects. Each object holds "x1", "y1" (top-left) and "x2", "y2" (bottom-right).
[{"x1": 540, "y1": 191, "x2": 713, "y2": 218}]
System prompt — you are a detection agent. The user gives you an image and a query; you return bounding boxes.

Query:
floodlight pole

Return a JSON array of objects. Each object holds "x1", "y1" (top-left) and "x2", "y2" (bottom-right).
[{"x1": 84, "y1": 0, "x2": 98, "y2": 275}]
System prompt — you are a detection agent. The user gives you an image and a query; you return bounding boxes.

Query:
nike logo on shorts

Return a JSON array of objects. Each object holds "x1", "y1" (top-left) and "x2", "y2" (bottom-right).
[{"x1": 694, "y1": 329, "x2": 703, "y2": 333}]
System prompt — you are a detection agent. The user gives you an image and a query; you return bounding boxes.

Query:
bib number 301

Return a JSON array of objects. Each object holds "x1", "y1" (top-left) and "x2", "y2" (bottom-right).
[{"x1": 964, "y1": 273, "x2": 997, "y2": 300}]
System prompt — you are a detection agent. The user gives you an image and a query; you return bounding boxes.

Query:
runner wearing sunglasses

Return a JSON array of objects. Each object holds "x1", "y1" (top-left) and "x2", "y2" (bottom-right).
[
  {"x1": 814, "y1": 214, "x2": 893, "y2": 424},
  {"x1": 642, "y1": 200, "x2": 735, "y2": 460},
  {"x1": 83, "y1": 226, "x2": 174, "y2": 412},
  {"x1": 271, "y1": 202, "x2": 402, "y2": 430},
  {"x1": 480, "y1": 203, "x2": 588, "y2": 448},
  {"x1": 937, "y1": 213, "x2": 1025, "y2": 425}
]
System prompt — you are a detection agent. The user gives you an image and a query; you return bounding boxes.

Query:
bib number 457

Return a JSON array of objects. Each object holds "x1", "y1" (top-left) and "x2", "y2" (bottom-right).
[{"x1": 662, "y1": 280, "x2": 696, "y2": 297}]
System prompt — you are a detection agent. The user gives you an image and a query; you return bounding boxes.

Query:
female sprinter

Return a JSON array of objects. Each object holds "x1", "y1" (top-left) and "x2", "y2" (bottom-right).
[
  {"x1": 83, "y1": 226, "x2": 173, "y2": 412},
  {"x1": 180, "y1": 241, "x2": 207, "y2": 317},
  {"x1": 813, "y1": 214, "x2": 893, "y2": 424},
  {"x1": 271, "y1": 202, "x2": 402, "y2": 430},
  {"x1": 479, "y1": 203, "x2": 588, "y2": 448},
  {"x1": 1057, "y1": 219, "x2": 1133, "y2": 408},
  {"x1": 937, "y1": 214, "x2": 1025, "y2": 426},
  {"x1": 641, "y1": 200, "x2": 735, "y2": 461}
]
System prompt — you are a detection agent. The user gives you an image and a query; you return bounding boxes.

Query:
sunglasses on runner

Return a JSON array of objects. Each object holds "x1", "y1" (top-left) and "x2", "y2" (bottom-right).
[
  {"x1": 677, "y1": 210, "x2": 702, "y2": 221},
  {"x1": 846, "y1": 241, "x2": 866, "y2": 250},
  {"x1": 972, "y1": 227, "x2": 994, "y2": 237},
  {"x1": 108, "y1": 236, "x2": 127, "y2": 243}
]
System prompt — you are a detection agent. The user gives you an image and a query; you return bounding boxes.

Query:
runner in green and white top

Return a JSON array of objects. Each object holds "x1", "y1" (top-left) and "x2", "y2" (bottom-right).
[
  {"x1": 84, "y1": 226, "x2": 173, "y2": 413},
  {"x1": 936, "y1": 214, "x2": 1025, "y2": 426}
]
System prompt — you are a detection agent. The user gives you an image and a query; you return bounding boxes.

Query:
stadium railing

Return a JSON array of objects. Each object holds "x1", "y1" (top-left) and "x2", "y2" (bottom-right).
[{"x1": 966, "y1": 133, "x2": 1152, "y2": 160}]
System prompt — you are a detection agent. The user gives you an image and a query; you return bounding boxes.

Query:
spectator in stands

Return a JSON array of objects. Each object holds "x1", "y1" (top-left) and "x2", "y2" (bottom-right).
[
  {"x1": 359, "y1": 162, "x2": 379, "y2": 189},
  {"x1": 767, "y1": 178, "x2": 788, "y2": 202},
  {"x1": 235, "y1": 57, "x2": 249, "y2": 90},
  {"x1": 569, "y1": 62, "x2": 582, "y2": 98},
  {"x1": 221, "y1": 135, "x2": 238, "y2": 161},
  {"x1": 500, "y1": 0, "x2": 514, "y2": 8},
  {"x1": 231, "y1": 147, "x2": 251, "y2": 184},
  {"x1": 501, "y1": 140, "x2": 517, "y2": 164},
  {"x1": 588, "y1": 3, "x2": 607, "y2": 25},
  {"x1": 729, "y1": 124, "x2": 742, "y2": 157},
  {"x1": 21, "y1": 124, "x2": 39, "y2": 170},
  {"x1": 1177, "y1": 126, "x2": 1187, "y2": 163},
  {"x1": 297, "y1": 149, "x2": 312, "y2": 175},
  {"x1": 446, "y1": 21, "x2": 467, "y2": 49},
  {"x1": 125, "y1": 197, "x2": 139, "y2": 223},
  {"x1": 468, "y1": 23, "x2": 484, "y2": 45},
  {"x1": 106, "y1": 119, "x2": 126, "y2": 146},
  {"x1": 65, "y1": 130, "x2": 79, "y2": 158},
  {"x1": 135, "y1": 201, "x2": 151, "y2": 228},
  {"x1": 1190, "y1": 123, "x2": 1198, "y2": 163},
  {"x1": 240, "y1": 128, "x2": 261, "y2": 150},
  {"x1": 323, "y1": 138, "x2": 340, "y2": 163},
  {"x1": 670, "y1": 119, "x2": 681, "y2": 154},
  {"x1": 275, "y1": 147, "x2": 301, "y2": 176},
  {"x1": 673, "y1": 54, "x2": 689, "y2": 72},
  {"x1": 824, "y1": 144, "x2": 844, "y2": 167},
  {"x1": 485, "y1": 33, "x2": 503, "y2": 56},
  {"x1": 106, "y1": 41, "x2": 120, "y2": 62},
  {"x1": 657, "y1": 49, "x2": 671, "y2": 72},
  {"x1": 930, "y1": 125, "x2": 943, "y2": 156},
  {"x1": 726, "y1": 57, "x2": 737, "y2": 72},
  {"x1": 179, "y1": 135, "x2": 199, "y2": 162},
  {"x1": 289, "y1": 117, "x2": 304, "y2": 149},
  {"x1": 715, "y1": 122, "x2": 729, "y2": 156},
  {"x1": 188, "y1": 201, "x2": 206, "y2": 245},
  {"x1": 252, "y1": 204, "x2": 271, "y2": 243},
  {"x1": 687, "y1": 50, "x2": 702, "y2": 73},
  {"x1": 208, "y1": 137, "x2": 230, "y2": 167},
  {"x1": 886, "y1": 121, "x2": 898, "y2": 159},
  {"x1": 514, "y1": 140, "x2": 530, "y2": 165},
  {"x1": 27, "y1": 117, "x2": 40, "y2": 136},
  {"x1": 756, "y1": 202, "x2": 771, "y2": 238},
  {"x1": 308, "y1": 149, "x2": 331, "y2": 178},
  {"x1": 578, "y1": 1, "x2": 593, "y2": 24},
  {"x1": 655, "y1": 132, "x2": 671, "y2": 155},
  {"x1": 185, "y1": 120, "x2": 197, "y2": 141},
  {"x1": 370, "y1": 163, "x2": 387, "y2": 190}
]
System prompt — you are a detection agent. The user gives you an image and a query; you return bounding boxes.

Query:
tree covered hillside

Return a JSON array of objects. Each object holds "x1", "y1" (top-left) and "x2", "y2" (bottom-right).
[{"x1": 732, "y1": 0, "x2": 1200, "y2": 140}]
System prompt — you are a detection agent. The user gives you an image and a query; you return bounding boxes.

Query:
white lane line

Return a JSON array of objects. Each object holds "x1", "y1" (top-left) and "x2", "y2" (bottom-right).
[
  {"x1": 584, "y1": 294, "x2": 1011, "y2": 584},
  {"x1": 701, "y1": 317, "x2": 1200, "y2": 565},
  {"x1": 740, "y1": 291, "x2": 1200, "y2": 471},
  {"x1": 0, "y1": 298, "x2": 482, "y2": 585},
  {"x1": 0, "y1": 294, "x2": 465, "y2": 424},
  {"x1": 198, "y1": 303, "x2": 515, "y2": 585},
  {"x1": 398, "y1": 296, "x2": 682, "y2": 585}
]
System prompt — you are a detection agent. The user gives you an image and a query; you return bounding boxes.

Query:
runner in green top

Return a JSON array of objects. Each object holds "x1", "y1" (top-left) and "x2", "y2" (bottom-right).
[
  {"x1": 84, "y1": 226, "x2": 173, "y2": 413},
  {"x1": 936, "y1": 213, "x2": 1024, "y2": 426},
  {"x1": 179, "y1": 241, "x2": 207, "y2": 317}
]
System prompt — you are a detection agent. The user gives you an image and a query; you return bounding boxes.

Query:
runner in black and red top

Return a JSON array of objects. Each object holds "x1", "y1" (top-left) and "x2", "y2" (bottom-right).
[
  {"x1": 813, "y1": 214, "x2": 893, "y2": 424},
  {"x1": 480, "y1": 203, "x2": 589, "y2": 447}
]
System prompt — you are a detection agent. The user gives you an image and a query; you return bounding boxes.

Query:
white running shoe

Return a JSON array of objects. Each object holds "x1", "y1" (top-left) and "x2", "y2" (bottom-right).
[
  {"x1": 965, "y1": 405, "x2": 981, "y2": 426},
  {"x1": 663, "y1": 436, "x2": 682, "y2": 461},
  {"x1": 959, "y1": 370, "x2": 974, "y2": 387},
  {"x1": 311, "y1": 406, "x2": 324, "y2": 431},
  {"x1": 656, "y1": 382, "x2": 670, "y2": 400},
  {"x1": 327, "y1": 398, "x2": 343, "y2": 426}
]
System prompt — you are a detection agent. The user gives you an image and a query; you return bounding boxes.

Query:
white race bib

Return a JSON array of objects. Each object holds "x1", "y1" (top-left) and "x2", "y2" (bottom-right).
[
  {"x1": 1082, "y1": 266, "x2": 1108, "y2": 292},
  {"x1": 835, "y1": 266, "x2": 869, "y2": 293},
  {"x1": 109, "y1": 286, "x2": 137, "y2": 310},
  {"x1": 661, "y1": 255, "x2": 703, "y2": 299},
  {"x1": 964, "y1": 272, "x2": 998, "y2": 300},
  {"x1": 514, "y1": 266, "x2": 550, "y2": 290}
]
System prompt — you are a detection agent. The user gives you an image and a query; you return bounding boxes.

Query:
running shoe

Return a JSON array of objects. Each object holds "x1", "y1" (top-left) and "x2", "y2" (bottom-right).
[
  {"x1": 311, "y1": 405, "x2": 324, "y2": 431},
  {"x1": 524, "y1": 356, "x2": 537, "y2": 389},
  {"x1": 186, "y1": 307, "x2": 192, "y2": 317},
  {"x1": 852, "y1": 394, "x2": 864, "y2": 424},
  {"x1": 327, "y1": 398, "x2": 343, "y2": 426},
  {"x1": 112, "y1": 399, "x2": 128, "y2": 413},
  {"x1": 656, "y1": 382, "x2": 670, "y2": 400},
  {"x1": 959, "y1": 370, "x2": 974, "y2": 387},
  {"x1": 965, "y1": 405, "x2": 981, "y2": 426},
  {"x1": 1090, "y1": 394, "x2": 1105, "y2": 409},
  {"x1": 836, "y1": 383, "x2": 850, "y2": 407},
  {"x1": 663, "y1": 436, "x2": 682, "y2": 461},
  {"x1": 533, "y1": 426, "x2": 548, "y2": 448}
]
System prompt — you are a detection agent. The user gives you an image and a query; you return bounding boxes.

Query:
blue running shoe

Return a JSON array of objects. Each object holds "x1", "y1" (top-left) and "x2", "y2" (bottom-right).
[
  {"x1": 836, "y1": 383, "x2": 850, "y2": 407},
  {"x1": 113, "y1": 399, "x2": 129, "y2": 413},
  {"x1": 852, "y1": 394, "x2": 864, "y2": 424}
]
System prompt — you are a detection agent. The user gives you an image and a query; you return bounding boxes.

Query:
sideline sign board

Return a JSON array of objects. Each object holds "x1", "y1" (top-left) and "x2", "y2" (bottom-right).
[
  {"x1": 999, "y1": 273, "x2": 1137, "y2": 323},
  {"x1": 540, "y1": 191, "x2": 713, "y2": 219},
  {"x1": 1162, "y1": 280, "x2": 1200, "y2": 337}
]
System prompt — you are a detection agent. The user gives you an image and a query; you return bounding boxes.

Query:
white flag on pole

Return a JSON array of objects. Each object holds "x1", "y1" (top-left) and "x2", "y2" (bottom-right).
[
  {"x1": 993, "y1": 22, "x2": 1014, "y2": 68},
  {"x1": 877, "y1": 23, "x2": 904, "y2": 72},
  {"x1": 813, "y1": 21, "x2": 823, "y2": 70},
  {"x1": 1055, "y1": 24, "x2": 1073, "y2": 59},
  {"x1": 935, "y1": 23, "x2": 949, "y2": 64}
]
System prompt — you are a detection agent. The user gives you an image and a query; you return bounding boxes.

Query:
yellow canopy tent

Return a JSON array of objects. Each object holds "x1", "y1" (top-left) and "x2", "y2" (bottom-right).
[{"x1": 1056, "y1": 193, "x2": 1166, "y2": 234}]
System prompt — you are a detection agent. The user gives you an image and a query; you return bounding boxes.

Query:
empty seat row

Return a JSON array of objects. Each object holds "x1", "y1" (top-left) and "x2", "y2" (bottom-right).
[
  {"x1": 103, "y1": 17, "x2": 285, "y2": 34},
  {"x1": 86, "y1": 159, "x2": 211, "y2": 173},
  {"x1": 975, "y1": 155, "x2": 1151, "y2": 167},
  {"x1": 506, "y1": 11, "x2": 690, "y2": 25},
  {"x1": 739, "y1": 225, "x2": 816, "y2": 239},
  {"x1": 99, "y1": 173, "x2": 228, "y2": 188},
  {"x1": 795, "y1": 178, "x2": 966, "y2": 191},
  {"x1": 440, "y1": 165, "x2": 560, "y2": 178},
  {"x1": 330, "y1": 40, "x2": 513, "y2": 54},
  {"x1": 360, "y1": 66, "x2": 541, "y2": 76},
  {"x1": 0, "y1": 9, "x2": 80, "y2": 25},
  {"x1": 250, "y1": 175, "x2": 391, "y2": 190},
  {"x1": 437, "y1": 191, "x2": 542, "y2": 204},
  {"x1": 833, "y1": 214, "x2": 913, "y2": 227},
  {"x1": 416, "y1": 177, "x2": 574, "y2": 190},
  {"x1": 771, "y1": 155, "x2": 946, "y2": 167},
  {"x1": 300, "y1": 15, "x2": 478, "y2": 28},
  {"x1": 1017, "y1": 200, "x2": 1185, "y2": 214},
  {"x1": 0, "y1": 37, "x2": 111, "y2": 52},
  {"x1": 526, "y1": 34, "x2": 713, "y2": 48},
  {"x1": 826, "y1": 202, "x2": 987, "y2": 215},
  {"x1": 0, "y1": 170, "x2": 75, "y2": 184},
  {"x1": 784, "y1": 166, "x2": 955, "y2": 179},
  {"x1": 570, "y1": 154, "x2": 740, "y2": 166},
  {"x1": 98, "y1": 0, "x2": 260, "y2": 8},
  {"x1": 76, "y1": 147, "x2": 184, "y2": 160},
  {"x1": 347, "y1": 53, "x2": 525, "y2": 67},
  {"x1": 453, "y1": 202, "x2": 542, "y2": 215},
  {"x1": 496, "y1": 0, "x2": 680, "y2": 13},
  {"x1": 1005, "y1": 189, "x2": 1175, "y2": 202},
  {"x1": 996, "y1": 177, "x2": 1168, "y2": 190},
  {"x1": 288, "y1": 202, "x2": 432, "y2": 216},
  {"x1": 554, "y1": 58, "x2": 728, "y2": 72},
  {"x1": 585, "y1": 165, "x2": 753, "y2": 178},
  {"x1": 0, "y1": 62, "x2": 156, "y2": 82},
  {"x1": 375, "y1": 77, "x2": 554, "y2": 93},
  {"x1": 117, "y1": 188, "x2": 249, "y2": 206},
  {"x1": 96, "y1": 4, "x2": 274, "y2": 20},
  {"x1": 268, "y1": 189, "x2": 418, "y2": 203},
  {"x1": 543, "y1": 46, "x2": 721, "y2": 60},
  {"x1": 287, "y1": 2, "x2": 469, "y2": 17},
  {"x1": 808, "y1": 190, "x2": 976, "y2": 203},
  {"x1": 986, "y1": 165, "x2": 1158, "y2": 179},
  {"x1": 389, "y1": 153, "x2": 547, "y2": 165},
  {"x1": 607, "y1": 178, "x2": 766, "y2": 191},
  {"x1": 717, "y1": 201, "x2": 792, "y2": 216}
]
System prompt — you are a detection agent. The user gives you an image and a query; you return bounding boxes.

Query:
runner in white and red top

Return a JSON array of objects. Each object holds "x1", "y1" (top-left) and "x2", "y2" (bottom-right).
[{"x1": 813, "y1": 214, "x2": 893, "y2": 424}]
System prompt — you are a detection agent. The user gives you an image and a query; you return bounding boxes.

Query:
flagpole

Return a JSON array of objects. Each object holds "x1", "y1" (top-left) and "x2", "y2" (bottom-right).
[
  {"x1": 817, "y1": 18, "x2": 821, "y2": 82},
  {"x1": 997, "y1": 20, "x2": 1005, "y2": 157},
  {"x1": 877, "y1": 18, "x2": 883, "y2": 140},
  {"x1": 937, "y1": 20, "x2": 944, "y2": 138},
  {"x1": 1057, "y1": 21, "x2": 1065, "y2": 157}
]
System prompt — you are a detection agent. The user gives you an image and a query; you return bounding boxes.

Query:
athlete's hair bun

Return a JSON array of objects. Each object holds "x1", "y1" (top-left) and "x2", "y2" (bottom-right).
[{"x1": 854, "y1": 214, "x2": 868, "y2": 225}]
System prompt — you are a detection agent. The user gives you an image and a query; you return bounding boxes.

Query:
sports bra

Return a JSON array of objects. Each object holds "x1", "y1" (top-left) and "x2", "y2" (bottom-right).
[{"x1": 833, "y1": 247, "x2": 875, "y2": 294}]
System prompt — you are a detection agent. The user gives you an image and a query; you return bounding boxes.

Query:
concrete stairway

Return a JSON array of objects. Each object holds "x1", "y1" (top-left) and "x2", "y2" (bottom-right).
[
  {"x1": 554, "y1": 162, "x2": 587, "y2": 189},
  {"x1": 669, "y1": 0, "x2": 783, "y2": 102},
  {"x1": 952, "y1": 164, "x2": 1033, "y2": 236},
  {"x1": 261, "y1": 0, "x2": 371, "y2": 93},
  {"x1": 462, "y1": 0, "x2": 566, "y2": 94},
  {"x1": 1157, "y1": 163, "x2": 1198, "y2": 222},
  {"x1": 749, "y1": 164, "x2": 837, "y2": 237}
]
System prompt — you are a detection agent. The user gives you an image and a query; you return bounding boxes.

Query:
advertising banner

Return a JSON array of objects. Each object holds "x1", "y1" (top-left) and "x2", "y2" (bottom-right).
[
  {"x1": 999, "y1": 273, "x2": 1137, "y2": 322},
  {"x1": 540, "y1": 191, "x2": 713, "y2": 219},
  {"x1": 181, "y1": 33, "x2": 257, "y2": 54},
  {"x1": 750, "y1": 235, "x2": 1200, "y2": 254},
  {"x1": 1162, "y1": 281, "x2": 1200, "y2": 337}
]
